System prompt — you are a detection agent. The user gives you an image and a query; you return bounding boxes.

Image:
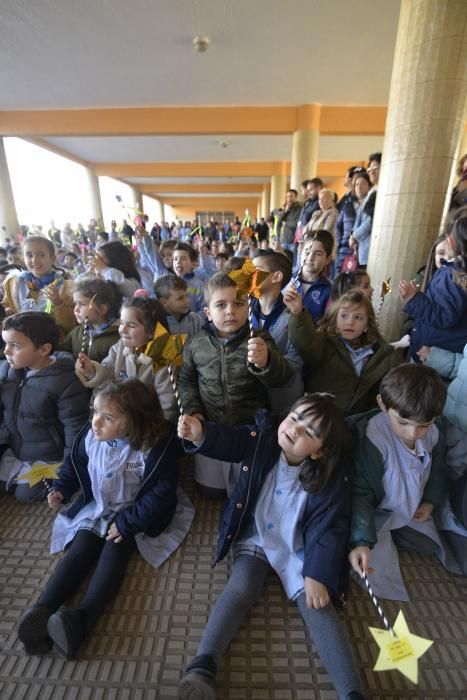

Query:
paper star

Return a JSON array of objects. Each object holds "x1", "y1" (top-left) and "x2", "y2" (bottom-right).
[
  {"x1": 228, "y1": 258, "x2": 269, "y2": 299},
  {"x1": 20, "y1": 462, "x2": 61, "y2": 487},
  {"x1": 380, "y1": 277, "x2": 391, "y2": 298},
  {"x1": 369, "y1": 610, "x2": 433, "y2": 684},
  {"x1": 139, "y1": 322, "x2": 187, "y2": 373}
]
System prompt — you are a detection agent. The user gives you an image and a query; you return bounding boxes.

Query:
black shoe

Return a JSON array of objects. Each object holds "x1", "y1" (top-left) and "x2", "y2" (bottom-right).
[
  {"x1": 18, "y1": 604, "x2": 53, "y2": 655},
  {"x1": 346, "y1": 693, "x2": 367, "y2": 700},
  {"x1": 178, "y1": 655, "x2": 217, "y2": 699},
  {"x1": 47, "y1": 608, "x2": 87, "y2": 660}
]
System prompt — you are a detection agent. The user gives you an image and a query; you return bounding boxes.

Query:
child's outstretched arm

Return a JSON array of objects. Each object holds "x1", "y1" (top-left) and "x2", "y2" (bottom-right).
[
  {"x1": 178, "y1": 414, "x2": 204, "y2": 443},
  {"x1": 400, "y1": 270, "x2": 467, "y2": 328}
]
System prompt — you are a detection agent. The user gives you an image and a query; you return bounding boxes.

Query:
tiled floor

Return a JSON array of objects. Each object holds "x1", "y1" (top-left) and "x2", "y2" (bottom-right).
[{"x1": 0, "y1": 465, "x2": 466, "y2": 700}]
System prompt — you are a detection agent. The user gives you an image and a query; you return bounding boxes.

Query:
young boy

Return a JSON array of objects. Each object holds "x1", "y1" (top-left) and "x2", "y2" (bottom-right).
[
  {"x1": 172, "y1": 242, "x2": 206, "y2": 313},
  {"x1": 179, "y1": 272, "x2": 294, "y2": 496},
  {"x1": 0, "y1": 312, "x2": 90, "y2": 502},
  {"x1": 292, "y1": 230, "x2": 333, "y2": 322},
  {"x1": 349, "y1": 364, "x2": 464, "y2": 600},
  {"x1": 252, "y1": 251, "x2": 303, "y2": 413},
  {"x1": 135, "y1": 228, "x2": 176, "y2": 279},
  {"x1": 154, "y1": 275, "x2": 204, "y2": 336}
]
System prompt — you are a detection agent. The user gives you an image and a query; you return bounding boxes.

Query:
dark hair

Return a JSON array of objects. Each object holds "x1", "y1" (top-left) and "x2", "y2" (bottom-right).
[
  {"x1": 368, "y1": 152, "x2": 382, "y2": 165},
  {"x1": 309, "y1": 177, "x2": 324, "y2": 188},
  {"x1": 97, "y1": 231, "x2": 109, "y2": 242},
  {"x1": 420, "y1": 233, "x2": 451, "y2": 292},
  {"x1": 64, "y1": 251, "x2": 78, "y2": 260},
  {"x1": 215, "y1": 252, "x2": 228, "y2": 262},
  {"x1": 451, "y1": 213, "x2": 467, "y2": 285},
  {"x1": 0, "y1": 263, "x2": 24, "y2": 275},
  {"x1": 255, "y1": 251, "x2": 292, "y2": 286},
  {"x1": 347, "y1": 166, "x2": 366, "y2": 178},
  {"x1": 280, "y1": 248, "x2": 294, "y2": 266},
  {"x1": 160, "y1": 239, "x2": 177, "y2": 253},
  {"x1": 287, "y1": 188, "x2": 298, "y2": 196},
  {"x1": 123, "y1": 296, "x2": 168, "y2": 334},
  {"x1": 354, "y1": 172, "x2": 371, "y2": 188},
  {"x1": 288, "y1": 394, "x2": 352, "y2": 493},
  {"x1": 98, "y1": 241, "x2": 141, "y2": 283},
  {"x1": 23, "y1": 235, "x2": 56, "y2": 258},
  {"x1": 204, "y1": 271, "x2": 237, "y2": 304},
  {"x1": 319, "y1": 290, "x2": 382, "y2": 344},
  {"x1": 154, "y1": 274, "x2": 188, "y2": 299},
  {"x1": 330, "y1": 270, "x2": 371, "y2": 302},
  {"x1": 303, "y1": 229, "x2": 334, "y2": 257},
  {"x1": 7, "y1": 245, "x2": 21, "y2": 256},
  {"x1": 379, "y1": 364, "x2": 447, "y2": 422},
  {"x1": 301, "y1": 179, "x2": 311, "y2": 188},
  {"x1": 0, "y1": 247, "x2": 7, "y2": 258},
  {"x1": 223, "y1": 256, "x2": 246, "y2": 273},
  {"x1": 93, "y1": 379, "x2": 167, "y2": 450},
  {"x1": 73, "y1": 276, "x2": 123, "y2": 319},
  {"x1": 173, "y1": 242, "x2": 199, "y2": 262},
  {"x1": 3, "y1": 311, "x2": 60, "y2": 352}
]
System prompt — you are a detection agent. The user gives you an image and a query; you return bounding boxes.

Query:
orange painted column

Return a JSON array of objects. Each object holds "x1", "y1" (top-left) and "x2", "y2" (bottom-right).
[
  {"x1": 290, "y1": 105, "x2": 321, "y2": 192},
  {"x1": 0, "y1": 138, "x2": 20, "y2": 242},
  {"x1": 85, "y1": 166, "x2": 104, "y2": 227},
  {"x1": 261, "y1": 185, "x2": 271, "y2": 219}
]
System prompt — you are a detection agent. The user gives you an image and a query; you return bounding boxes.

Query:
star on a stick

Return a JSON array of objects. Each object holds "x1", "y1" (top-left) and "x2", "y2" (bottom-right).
[
  {"x1": 228, "y1": 258, "x2": 269, "y2": 299},
  {"x1": 369, "y1": 610, "x2": 433, "y2": 684},
  {"x1": 141, "y1": 322, "x2": 187, "y2": 373},
  {"x1": 20, "y1": 462, "x2": 61, "y2": 487}
]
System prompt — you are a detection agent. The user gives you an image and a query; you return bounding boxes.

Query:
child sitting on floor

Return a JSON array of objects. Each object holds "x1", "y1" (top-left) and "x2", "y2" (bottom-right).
[
  {"x1": 349, "y1": 364, "x2": 465, "y2": 601},
  {"x1": 0, "y1": 312, "x2": 90, "y2": 502},
  {"x1": 177, "y1": 394, "x2": 365, "y2": 700},
  {"x1": 17, "y1": 379, "x2": 194, "y2": 659}
]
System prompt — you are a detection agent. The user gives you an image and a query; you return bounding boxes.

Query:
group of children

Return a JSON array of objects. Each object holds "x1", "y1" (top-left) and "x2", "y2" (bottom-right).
[{"x1": 0, "y1": 205, "x2": 466, "y2": 700}]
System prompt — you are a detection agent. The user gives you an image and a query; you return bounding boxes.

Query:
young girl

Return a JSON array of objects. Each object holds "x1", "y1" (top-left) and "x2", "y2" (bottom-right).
[
  {"x1": 75, "y1": 296, "x2": 177, "y2": 421},
  {"x1": 177, "y1": 394, "x2": 365, "y2": 700},
  {"x1": 329, "y1": 270, "x2": 374, "y2": 304},
  {"x1": 285, "y1": 289, "x2": 403, "y2": 415},
  {"x1": 88, "y1": 240, "x2": 141, "y2": 301},
  {"x1": 400, "y1": 213, "x2": 467, "y2": 360},
  {"x1": 17, "y1": 380, "x2": 194, "y2": 659},
  {"x1": 62, "y1": 277, "x2": 122, "y2": 362},
  {"x1": 3, "y1": 236, "x2": 75, "y2": 335}
]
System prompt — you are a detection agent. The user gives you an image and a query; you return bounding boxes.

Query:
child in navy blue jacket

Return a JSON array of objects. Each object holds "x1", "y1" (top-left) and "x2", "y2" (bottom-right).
[
  {"x1": 18, "y1": 379, "x2": 193, "y2": 660},
  {"x1": 177, "y1": 394, "x2": 365, "y2": 700}
]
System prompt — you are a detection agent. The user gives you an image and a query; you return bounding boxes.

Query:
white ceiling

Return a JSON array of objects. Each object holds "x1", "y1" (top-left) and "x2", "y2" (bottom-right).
[{"x1": 0, "y1": 0, "x2": 400, "y2": 110}]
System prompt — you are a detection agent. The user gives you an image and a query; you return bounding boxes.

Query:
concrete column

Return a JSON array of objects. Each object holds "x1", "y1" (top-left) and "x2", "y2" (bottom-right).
[
  {"x1": 154, "y1": 198, "x2": 164, "y2": 224},
  {"x1": 270, "y1": 162, "x2": 289, "y2": 212},
  {"x1": 367, "y1": 0, "x2": 467, "y2": 339},
  {"x1": 256, "y1": 201, "x2": 261, "y2": 220},
  {"x1": 128, "y1": 185, "x2": 143, "y2": 214},
  {"x1": 290, "y1": 105, "x2": 321, "y2": 192},
  {"x1": 84, "y1": 166, "x2": 104, "y2": 227},
  {"x1": 261, "y1": 185, "x2": 271, "y2": 219},
  {"x1": 0, "y1": 138, "x2": 20, "y2": 242}
]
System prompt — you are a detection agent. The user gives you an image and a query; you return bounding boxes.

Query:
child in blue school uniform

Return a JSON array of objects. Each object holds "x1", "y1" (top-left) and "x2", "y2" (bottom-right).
[
  {"x1": 177, "y1": 394, "x2": 365, "y2": 700},
  {"x1": 289, "y1": 230, "x2": 333, "y2": 323},
  {"x1": 17, "y1": 379, "x2": 194, "y2": 660}
]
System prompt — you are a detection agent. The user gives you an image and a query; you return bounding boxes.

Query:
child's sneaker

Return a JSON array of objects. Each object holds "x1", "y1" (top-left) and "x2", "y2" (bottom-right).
[
  {"x1": 47, "y1": 607, "x2": 87, "y2": 660},
  {"x1": 18, "y1": 604, "x2": 53, "y2": 655},
  {"x1": 178, "y1": 654, "x2": 217, "y2": 699}
]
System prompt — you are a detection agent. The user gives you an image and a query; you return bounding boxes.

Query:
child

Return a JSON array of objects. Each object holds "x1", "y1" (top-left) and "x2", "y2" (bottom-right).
[
  {"x1": 3, "y1": 236, "x2": 76, "y2": 336},
  {"x1": 348, "y1": 364, "x2": 465, "y2": 600},
  {"x1": 285, "y1": 289, "x2": 403, "y2": 415},
  {"x1": 251, "y1": 251, "x2": 304, "y2": 412},
  {"x1": 330, "y1": 270, "x2": 374, "y2": 303},
  {"x1": 400, "y1": 212, "x2": 467, "y2": 359},
  {"x1": 88, "y1": 240, "x2": 141, "y2": 301},
  {"x1": 154, "y1": 275, "x2": 204, "y2": 336},
  {"x1": 179, "y1": 271, "x2": 294, "y2": 495},
  {"x1": 291, "y1": 230, "x2": 333, "y2": 322},
  {"x1": 62, "y1": 277, "x2": 122, "y2": 362},
  {"x1": 135, "y1": 228, "x2": 176, "y2": 278},
  {"x1": 177, "y1": 394, "x2": 365, "y2": 700},
  {"x1": 17, "y1": 380, "x2": 194, "y2": 659},
  {"x1": 0, "y1": 312, "x2": 90, "y2": 502},
  {"x1": 75, "y1": 296, "x2": 176, "y2": 422},
  {"x1": 172, "y1": 242, "x2": 206, "y2": 313}
]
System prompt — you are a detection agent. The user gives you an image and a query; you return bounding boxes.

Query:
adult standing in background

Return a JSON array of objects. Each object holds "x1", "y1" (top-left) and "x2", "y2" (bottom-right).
[{"x1": 278, "y1": 189, "x2": 302, "y2": 254}]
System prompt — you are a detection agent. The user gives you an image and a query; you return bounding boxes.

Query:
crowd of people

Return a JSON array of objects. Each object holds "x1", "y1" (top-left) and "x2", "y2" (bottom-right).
[{"x1": 0, "y1": 151, "x2": 466, "y2": 700}]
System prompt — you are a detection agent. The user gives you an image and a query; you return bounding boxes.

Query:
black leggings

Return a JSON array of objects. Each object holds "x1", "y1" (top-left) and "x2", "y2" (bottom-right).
[{"x1": 39, "y1": 529, "x2": 135, "y2": 626}]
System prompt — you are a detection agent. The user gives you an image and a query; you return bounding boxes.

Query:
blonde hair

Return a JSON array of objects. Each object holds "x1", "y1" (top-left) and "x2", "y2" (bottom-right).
[{"x1": 319, "y1": 290, "x2": 383, "y2": 345}]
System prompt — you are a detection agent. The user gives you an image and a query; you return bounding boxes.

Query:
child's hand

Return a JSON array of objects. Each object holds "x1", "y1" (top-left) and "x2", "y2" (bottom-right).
[
  {"x1": 76, "y1": 353, "x2": 96, "y2": 379},
  {"x1": 88, "y1": 253, "x2": 107, "y2": 274},
  {"x1": 106, "y1": 522, "x2": 123, "y2": 543},
  {"x1": 134, "y1": 225, "x2": 147, "y2": 241},
  {"x1": 283, "y1": 286, "x2": 303, "y2": 315},
  {"x1": 399, "y1": 279, "x2": 418, "y2": 303},
  {"x1": 247, "y1": 337, "x2": 268, "y2": 369},
  {"x1": 417, "y1": 346, "x2": 431, "y2": 363},
  {"x1": 47, "y1": 490, "x2": 64, "y2": 511},
  {"x1": 43, "y1": 284, "x2": 62, "y2": 307},
  {"x1": 178, "y1": 414, "x2": 204, "y2": 443},
  {"x1": 413, "y1": 502, "x2": 433, "y2": 522},
  {"x1": 304, "y1": 577, "x2": 330, "y2": 609},
  {"x1": 349, "y1": 546, "x2": 371, "y2": 577}
]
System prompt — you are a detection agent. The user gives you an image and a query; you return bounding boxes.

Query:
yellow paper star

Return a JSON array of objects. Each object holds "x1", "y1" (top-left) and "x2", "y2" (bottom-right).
[
  {"x1": 20, "y1": 462, "x2": 61, "y2": 487},
  {"x1": 380, "y1": 277, "x2": 391, "y2": 298},
  {"x1": 369, "y1": 610, "x2": 433, "y2": 684},
  {"x1": 139, "y1": 322, "x2": 187, "y2": 373},
  {"x1": 228, "y1": 258, "x2": 269, "y2": 299}
]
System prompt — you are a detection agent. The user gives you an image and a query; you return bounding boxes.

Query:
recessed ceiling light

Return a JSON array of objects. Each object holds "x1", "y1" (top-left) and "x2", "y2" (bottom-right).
[
  {"x1": 193, "y1": 36, "x2": 210, "y2": 53},
  {"x1": 219, "y1": 140, "x2": 229, "y2": 148}
]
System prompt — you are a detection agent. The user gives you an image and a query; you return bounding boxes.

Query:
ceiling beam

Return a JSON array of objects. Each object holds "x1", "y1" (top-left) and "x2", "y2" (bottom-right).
[
  {"x1": 0, "y1": 106, "x2": 387, "y2": 137},
  {"x1": 96, "y1": 162, "x2": 291, "y2": 178},
  {"x1": 139, "y1": 183, "x2": 263, "y2": 194}
]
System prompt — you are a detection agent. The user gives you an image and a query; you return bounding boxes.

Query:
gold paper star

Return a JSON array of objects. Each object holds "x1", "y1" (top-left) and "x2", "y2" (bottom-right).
[
  {"x1": 369, "y1": 610, "x2": 433, "y2": 684},
  {"x1": 228, "y1": 258, "x2": 269, "y2": 299},
  {"x1": 380, "y1": 277, "x2": 392, "y2": 298},
  {"x1": 139, "y1": 323, "x2": 187, "y2": 373},
  {"x1": 20, "y1": 462, "x2": 61, "y2": 487}
]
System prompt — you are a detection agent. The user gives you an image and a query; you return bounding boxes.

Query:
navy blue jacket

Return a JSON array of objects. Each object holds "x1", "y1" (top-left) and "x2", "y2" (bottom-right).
[
  {"x1": 184, "y1": 418, "x2": 352, "y2": 597},
  {"x1": 52, "y1": 423, "x2": 183, "y2": 539},
  {"x1": 335, "y1": 195, "x2": 357, "y2": 274},
  {"x1": 294, "y1": 276, "x2": 331, "y2": 323},
  {"x1": 404, "y1": 264, "x2": 467, "y2": 360}
]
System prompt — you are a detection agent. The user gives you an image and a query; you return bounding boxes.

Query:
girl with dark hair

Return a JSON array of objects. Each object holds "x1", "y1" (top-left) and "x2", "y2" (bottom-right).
[
  {"x1": 88, "y1": 240, "x2": 141, "y2": 301},
  {"x1": 400, "y1": 210, "x2": 467, "y2": 360},
  {"x1": 17, "y1": 379, "x2": 194, "y2": 660},
  {"x1": 75, "y1": 297, "x2": 177, "y2": 421},
  {"x1": 177, "y1": 394, "x2": 365, "y2": 700}
]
